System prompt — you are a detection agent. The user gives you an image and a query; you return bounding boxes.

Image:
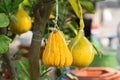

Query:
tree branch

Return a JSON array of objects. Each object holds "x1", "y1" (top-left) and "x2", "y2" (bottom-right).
[
  {"x1": 0, "y1": 28, "x2": 18, "y2": 80},
  {"x1": 28, "y1": 0, "x2": 55, "y2": 80},
  {"x1": 2, "y1": 52, "x2": 18, "y2": 80}
]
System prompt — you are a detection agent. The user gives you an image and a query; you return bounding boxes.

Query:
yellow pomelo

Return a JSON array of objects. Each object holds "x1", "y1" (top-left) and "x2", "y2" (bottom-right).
[
  {"x1": 68, "y1": 31, "x2": 94, "y2": 69},
  {"x1": 9, "y1": 5, "x2": 32, "y2": 35}
]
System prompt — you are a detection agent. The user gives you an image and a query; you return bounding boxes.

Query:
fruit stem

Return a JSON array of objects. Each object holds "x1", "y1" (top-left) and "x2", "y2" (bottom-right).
[{"x1": 28, "y1": 0, "x2": 55, "y2": 80}]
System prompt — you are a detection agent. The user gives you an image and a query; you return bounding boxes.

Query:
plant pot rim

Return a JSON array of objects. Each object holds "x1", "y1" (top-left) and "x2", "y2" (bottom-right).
[{"x1": 69, "y1": 67, "x2": 120, "y2": 80}]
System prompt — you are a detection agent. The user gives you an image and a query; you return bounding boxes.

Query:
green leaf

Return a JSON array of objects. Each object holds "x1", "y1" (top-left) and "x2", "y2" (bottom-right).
[
  {"x1": 40, "y1": 63, "x2": 48, "y2": 73},
  {"x1": 68, "y1": 0, "x2": 82, "y2": 19},
  {"x1": 14, "y1": 61, "x2": 29, "y2": 80},
  {"x1": 92, "y1": 0, "x2": 104, "y2": 2},
  {"x1": 4, "y1": 0, "x2": 11, "y2": 7},
  {"x1": 19, "y1": 57, "x2": 29, "y2": 77},
  {"x1": 68, "y1": 0, "x2": 85, "y2": 30},
  {"x1": 14, "y1": 60, "x2": 22, "y2": 72},
  {"x1": 65, "y1": 24, "x2": 78, "y2": 35},
  {"x1": 13, "y1": 0, "x2": 24, "y2": 9},
  {"x1": 0, "y1": 13, "x2": 9, "y2": 27},
  {"x1": 18, "y1": 71, "x2": 29, "y2": 80},
  {"x1": 40, "y1": 69, "x2": 51, "y2": 77},
  {"x1": 41, "y1": 75, "x2": 52, "y2": 80},
  {"x1": 0, "y1": 35, "x2": 11, "y2": 54},
  {"x1": 0, "y1": 4, "x2": 6, "y2": 12},
  {"x1": 3, "y1": 0, "x2": 11, "y2": 13},
  {"x1": 10, "y1": 15, "x2": 17, "y2": 23},
  {"x1": 11, "y1": 0, "x2": 23, "y2": 14},
  {"x1": 80, "y1": 1, "x2": 95, "y2": 14},
  {"x1": 92, "y1": 43, "x2": 103, "y2": 57},
  {"x1": 13, "y1": 49, "x2": 28, "y2": 60},
  {"x1": 14, "y1": 0, "x2": 24, "y2": 5}
]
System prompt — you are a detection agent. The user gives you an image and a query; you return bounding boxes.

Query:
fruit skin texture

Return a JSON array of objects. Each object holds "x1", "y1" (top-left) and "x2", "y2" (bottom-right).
[
  {"x1": 9, "y1": 5, "x2": 32, "y2": 35},
  {"x1": 68, "y1": 31, "x2": 94, "y2": 69},
  {"x1": 42, "y1": 30, "x2": 73, "y2": 68}
]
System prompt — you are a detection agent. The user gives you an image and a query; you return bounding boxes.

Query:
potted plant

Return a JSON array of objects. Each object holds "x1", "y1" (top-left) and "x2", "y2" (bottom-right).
[{"x1": 0, "y1": 0, "x2": 104, "y2": 80}]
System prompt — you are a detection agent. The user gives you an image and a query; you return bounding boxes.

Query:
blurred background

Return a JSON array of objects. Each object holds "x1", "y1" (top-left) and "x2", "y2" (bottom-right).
[{"x1": 89, "y1": 0, "x2": 120, "y2": 69}]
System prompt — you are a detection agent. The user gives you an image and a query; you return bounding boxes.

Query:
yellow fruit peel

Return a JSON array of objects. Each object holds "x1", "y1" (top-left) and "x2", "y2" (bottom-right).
[
  {"x1": 9, "y1": 5, "x2": 32, "y2": 35},
  {"x1": 68, "y1": 31, "x2": 94, "y2": 69},
  {"x1": 42, "y1": 30, "x2": 73, "y2": 68}
]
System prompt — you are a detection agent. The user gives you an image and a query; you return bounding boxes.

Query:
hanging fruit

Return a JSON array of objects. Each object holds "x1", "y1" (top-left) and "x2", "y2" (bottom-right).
[
  {"x1": 68, "y1": 0, "x2": 95, "y2": 69},
  {"x1": 9, "y1": 5, "x2": 32, "y2": 35},
  {"x1": 42, "y1": 29, "x2": 73, "y2": 68},
  {"x1": 68, "y1": 30, "x2": 94, "y2": 69}
]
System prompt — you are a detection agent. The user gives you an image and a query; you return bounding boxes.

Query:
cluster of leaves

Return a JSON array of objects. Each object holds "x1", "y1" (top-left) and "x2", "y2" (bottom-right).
[
  {"x1": 0, "y1": 0, "x2": 24, "y2": 54},
  {"x1": 80, "y1": 0, "x2": 104, "y2": 13},
  {"x1": 0, "y1": 35, "x2": 11, "y2": 54},
  {"x1": 0, "y1": 0, "x2": 24, "y2": 27},
  {"x1": 0, "y1": 48, "x2": 52, "y2": 80},
  {"x1": 46, "y1": 0, "x2": 104, "y2": 40}
]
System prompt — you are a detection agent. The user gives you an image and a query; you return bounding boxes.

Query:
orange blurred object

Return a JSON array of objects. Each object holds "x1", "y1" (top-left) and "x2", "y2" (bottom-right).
[{"x1": 68, "y1": 67, "x2": 120, "y2": 80}]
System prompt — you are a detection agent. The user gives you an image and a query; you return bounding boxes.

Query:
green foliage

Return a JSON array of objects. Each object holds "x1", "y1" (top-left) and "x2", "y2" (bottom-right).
[
  {"x1": 47, "y1": 0, "x2": 103, "y2": 39},
  {"x1": 79, "y1": 0, "x2": 104, "y2": 13},
  {"x1": 14, "y1": 56, "x2": 52, "y2": 80},
  {"x1": 80, "y1": 1, "x2": 95, "y2": 13},
  {"x1": 0, "y1": 13, "x2": 9, "y2": 27},
  {"x1": 0, "y1": 0, "x2": 24, "y2": 54},
  {"x1": 92, "y1": 43, "x2": 103, "y2": 57},
  {"x1": 0, "y1": 0, "x2": 23, "y2": 14},
  {"x1": 40, "y1": 63, "x2": 52, "y2": 80},
  {"x1": 13, "y1": 49, "x2": 28, "y2": 60},
  {"x1": 14, "y1": 58, "x2": 29, "y2": 80},
  {"x1": 0, "y1": 35, "x2": 11, "y2": 54},
  {"x1": 0, "y1": 0, "x2": 24, "y2": 29},
  {"x1": 80, "y1": 0, "x2": 104, "y2": 2},
  {"x1": 18, "y1": 57, "x2": 30, "y2": 77}
]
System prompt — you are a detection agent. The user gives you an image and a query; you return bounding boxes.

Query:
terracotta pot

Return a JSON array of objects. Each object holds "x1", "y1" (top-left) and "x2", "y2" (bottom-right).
[{"x1": 68, "y1": 67, "x2": 120, "y2": 80}]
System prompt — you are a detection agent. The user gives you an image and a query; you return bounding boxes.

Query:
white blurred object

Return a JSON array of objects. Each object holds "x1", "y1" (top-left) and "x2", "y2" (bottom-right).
[
  {"x1": 19, "y1": 31, "x2": 46, "y2": 47},
  {"x1": 9, "y1": 36, "x2": 20, "y2": 55},
  {"x1": 91, "y1": 12, "x2": 101, "y2": 37},
  {"x1": 103, "y1": 9, "x2": 112, "y2": 21},
  {"x1": 100, "y1": 38, "x2": 109, "y2": 47},
  {"x1": 19, "y1": 31, "x2": 33, "y2": 46},
  {"x1": 91, "y1": 26, "x2": 100, "y2": 36}
]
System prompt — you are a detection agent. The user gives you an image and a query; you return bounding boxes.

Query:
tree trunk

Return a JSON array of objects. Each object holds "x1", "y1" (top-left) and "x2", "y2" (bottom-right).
[{"x1": 28, "y1": 0, "x2": 55, "y2": 80}]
